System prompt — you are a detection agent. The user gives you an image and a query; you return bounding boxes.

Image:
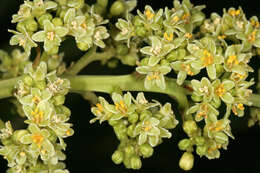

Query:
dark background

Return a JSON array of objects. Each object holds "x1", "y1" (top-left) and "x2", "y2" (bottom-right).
[{"x1": 0, "y1": 0, "x2": 260, "y2": 173}]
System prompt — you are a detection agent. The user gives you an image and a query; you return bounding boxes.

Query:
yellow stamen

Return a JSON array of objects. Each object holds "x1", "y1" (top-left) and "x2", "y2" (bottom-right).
[
  {"x1": 41, "y1": 149, "x2": 47, "y2": 155},
  {"x1": 217, "y1": 35, "x2": 226, "y2": 40},
  {"x1": 19, "y1": 38, "x2": 26, "y2": 47},
  {"x1": 115, "y1": 101, "x2": 127, "y2": 114},
  {"x1": 201, "y1": 50, "x2": 214, "y2": 66},
  {"x1": 164, "y1": 32, "x2": 173, "y2": 41},
  {"x1": 143, "y1": 121, "x2": 152, "y2": 132},
  {"x1": 145, "y1": 9, "x2": 154, "y2": 20},
  {"x1": 96, "y1": 103, "x2": 103, "y2": 112},
  {"x1": 227, "y1": 55, "x2": 239, "y2": 67},
  {"x1": 181, "y1": 64, "x2": 194, "y2": 76},
  {"x1": 32, "y1": 96, "x2": 41, "y2": 103},
  {"x1": 215, "y1": 84, "x2": 225, "y2": 97},
  {"x1": 248, "y1": 30, "x2": 256, "y2": 42},
  {"x1": 182, "y1": 13, "x2": 190, "y2": 20},
  {"x1": 32, "y1": 133, "x2": 44, "y2": 148},
  {"x1": 19, "y1": 152, "x2": 26, "y2": 157},
  {"x1": 251, "y1": 19, "x2": 260, "y2": 28},
  {"x1": 31, "y1": 108, "x2": 44, "y2": 124},
  {"x1": 81, "y1": 22, "x2": 87, "y2": 29},
  {"x1": 237, "y1": 103, "x2": 244, "y2": 110},
  {"x1": 147, "y1": 73, "x2": 160, "y2": 81},
  {"x1": 185, "y1": 33, "x2": 192, "y2": 39},
  {"x1": 171, "y1": 16, "x2": 179, "y2": 23},
  {"x1": 46, "y1": 31, "x2": 55, "y2": 41},
  {"x1": 66, "y1": 130, "x2": 72, "y2": 136},
  {"x1": 233, "y1": 72, "x2": 245, "y2": 81},
  {"x1": 229, "y1": 9, "x2": 240, "y2": 17}
]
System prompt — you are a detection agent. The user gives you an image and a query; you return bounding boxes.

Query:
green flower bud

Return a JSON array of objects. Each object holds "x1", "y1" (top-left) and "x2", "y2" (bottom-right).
[
  {"x1": 47, "y1": 46, "x2": 59, "y2": 55},
  {"x1": 22, "y1": 75, "x2": 33, "y2": 86},
  {"x1": 133, "y1": 16, "x2": 143, "y2": 26},
  {"x1": 127, "y1": 124, "x2": 135, "y2": 137},
  {"x1": 140, "y1": 57, "x2": 149, "y2": 66},
  {"x1": 191, "y1": 93, "x2": 203, "y2": 102},
  {"x1": 140, "y1": 110, "x2": 151, "y2": 121},
  {"x1": 177, "y1": 49, "x2": 187, "y2": 60},
  {"x1": 94, "y1": 4, "x2": 105, "y2": 14},
  {"x1": 139, "y1": 143, "x2": 153, "y2": 158},
  {"x1": 52, "y1": 17, "x2": 63, "y2": 27},
  {"x1": 183, "y1": 120, "x2": 198, "y2": 136},
  {"x1": 115, "y1": 130, "x2": 127, "y2": 140},
  {"x1": 179, "y1": 152, "x2": 194, "y2": 171},
  {"x1": 53, "y1": 95, "x2": 66, "y2": 105},
  {"x1": 194, "y1": 136, "x2": 205, "y2": 146},
  {"x1": 178, "y1": 139, "x2": 191, "y2": 151},
  {"x1": 191, "y1": 12, "x2": 205, "y2": 26},
  {"x1": 108, "y1": 119, "x2": 120, "y2": 126},
  {"x1": 166, "y1": 50, "x2": 178, "y2": 62},
  {"x1": 216, "y1": 64, "x2": 224, "y2": 78},
  {"x1": 97, "y1": 0, "x2": 108, "y2": 7},
  {"x1": 34, "y1": 80, "x2": 46, "y2": 90},
  {"x1": 135, "y1": 26, "x2": 146, "y2": 37},
  {"x1": 128, "y1": 113, "x2": 138, "y2": 124},
  {"x1": 210, "y1": 96, "x2": 221, "y2": 108},
  {"x1": 116, "y1": 44, "x2": 129, "y2": 56},
  {"x1": 112, "y1": 150, "x2": 124, "y2": 164},
  {"x1": 123, "y1": 156, "x2": 131, "y2": 169},
  {"x1": 196, "y1": 145, "x2": 207, "y2": 157},
  {"x1": 107, "y1": 59, "x2": 118, "y2": 68},
  {"x1": 130, "y1": 156, "x2": 142, "y2": 170},
  {"x1": 12, "y1": 130, "x2": 29, "y2": 143},
  {"x1": 121, "y1": 54, "x2": 136, "y2": 66},
  {"x1": 124, "y1": 145, "x2": 135, "y2": 156},
  {"x1": 25, "y1": 19, "x2": 38, "y2": 32},
  {"x1": 37, "y1": 13, "x2": 53, "y2": 28},
  {"x1": 160, "y1": 59, "x2": 170, "y2": 66},
  {"x1": 215, "y1": 132, "x2": 228, "y2": 144},
  {"x1": 48, "y1": 58, "x2": 60, "y2": 70},
  {"x1": 77, "y1": 42, "x2": 91, "y2": 51},
  {"x1": 16, "y1": 22, "x2": 26, "y2": 33},
  {"x1": 110, "y1": 0, "x2": 125, "y2": 16}
]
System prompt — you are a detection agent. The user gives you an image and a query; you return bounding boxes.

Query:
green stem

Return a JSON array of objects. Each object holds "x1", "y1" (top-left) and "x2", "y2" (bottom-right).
[
  {"x1": 65, "y1": 74, "x2": 189, "y2": 109},
  {"x1": 65, "y1": 46, "x2": 115, "y2": 75},
  {"x1": 0, "y1": 77, "x2": 22, "y2": 99}
]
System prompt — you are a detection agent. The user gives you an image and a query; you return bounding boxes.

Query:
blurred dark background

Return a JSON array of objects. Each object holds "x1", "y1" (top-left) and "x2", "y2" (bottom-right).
[{"x1": 0, "y1": 0, "x2": 260, "y2": 173}]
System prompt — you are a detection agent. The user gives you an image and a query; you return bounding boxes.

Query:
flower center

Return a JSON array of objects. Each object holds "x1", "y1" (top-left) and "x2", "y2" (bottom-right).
[
  {"x1": 46, "y1": 31, "x2": 55, "y2": 41},
  {"x1": 229, "y1": 9, "x2": 240, "y2": 17},
  {"x1": 181, "y1": 64, "x2": 194, "y2": 76},
  {"x1": 164, "y1": 32, "x2": 173, "y2": 41},
  {"x1": 32, "y1": 133, "x2": 44, "y2": 148},
  {"x1": 71, "y1": 21, "x2": 78, "y2": 29},
  {"x1": 227, "y1": 55, "x2": 239, "y2": 67},
  {"x1": 215, "y1": 84, "x2": 225, "y2": 97},
  {"x1": 217, "y1": 35, "x2": 226, "y2": 40},
  {"x1": 150, "y1": 45, "x2": 161, "y2": 55},
  {"x1": 143, "y1": 121, "x2": 152, "y2": 132},
  {"x1": 31, "y1": 108, "x2": 44, "y2": 124},
  {"x1": 145, "y1": 9, "x2": 154, "y2": 20},
  {"x1": 171, "y1": 16, "x2": 179, "y2": 23},
  {"x1": 201, "y1": 50, "x2": 214, "y2": 66},
  {"x1": 185, "y1": 33, "x2": 192, "y2": 39},
  {"x1": 32, "y1": 95, "x2": 41, "y2": 104},
  {"x1": 147, "y1": 72, "x2": 160, "y2": 81},
  {"x1": 19, "y1": 38, "x2": 26, "y2": 47},
  {"x1": 115, "y1": 100, "x2": 127, "y2": 114},
  {"x1": 248, "y1": 30, "x2": 256, "y2": 42}
]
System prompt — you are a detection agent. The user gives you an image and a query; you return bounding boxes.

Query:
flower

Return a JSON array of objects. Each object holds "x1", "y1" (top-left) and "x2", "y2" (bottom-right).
[
  {"x1": 9, "y1": 28, "x2": 37, "y2": 56},
  {"x1": 136, "y1": 65, "x2": 171, "y2": 89},
  {"x1": 115, "y1": 18, "x2": 135, "y2": 46},
  {"x1": 93, "y1": 26, "x2": 109, "y2": 48},
  {"x1": 191, "y1": 77, "x2": 214, "y2": 102},
  {"x1": 140, "y1": 36, "x2": 175, "y2": 66},
  {"x1": 32, "y1": 20, "x2": 68, "y2": 53},
  {"x1": 213, "y1": 79, "x2": 235, "y2": 104},
  {"x1": 20, "y1": 124, "x2": 55, "y2": 161},
  {"x1": 24, "y1": 62, "x2": 47, "y2": 81},
  {"x1": 187, "y1": 37, "x2": 224, "y2": 79}
]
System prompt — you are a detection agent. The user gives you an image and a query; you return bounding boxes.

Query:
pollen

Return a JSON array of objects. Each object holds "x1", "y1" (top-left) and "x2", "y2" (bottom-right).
[
  {"x1": 164, "y1": 32, "x2": 173, "y2": 41},
  {"x1": 19, "y1": 152, "x2": 26, "y2": 157},
  {"x1": 201, "y1": 50, "x2": 214, "y2": 67},
  {"x1": 145, "y1": 9, "x2": 154, "y2": 20},
  {"x1": 147, "y1": 72, "x2": 160, "y2": 81},
  {"x1": 32, "y1": 133, "x2": 44, "y2": 148},
  {"x1": 81, "y1": 22, "x2": 87, "y2": 29},
  {"x1": 66, "y1": 130, "x2": 72, "y2": 136},
  {"x1": 233, "y1": 72, "x2": 246, "y2": 81},
  {"x1": 18, "y1": 38, "x2": 26, "y2": 47},
  {"x1": 248, "y1": 30, "x2": 256, "y2": 42},
  {"x1": 46, "y1": 31, "x2": 55, "y2": 41},
  {"x1": 143, "y1": 121, "x2": 152, "y2": 132},
  {"x1": 217, "y1": 35, "x2": 226, "y2": 40},
  {"x1": 96, "y1": 103, "x2": 103, "y2": 112},
  {"x1": 227, "y1": 55, "x2": 239, "y2": 67},
  {"x1": 237, "y1": 103, "x2": 244, "y2": 110},
  {"x1": 181, "y1": 64, "x2": 194, "y2": 76},
  {"x1": 32, "y1": 95, "x2": 41, "y2": 104},
  {"x1": 182, "y1": 13, "x2": 190, "y2": 20},
  {"x1": 215, "y1": 84, "x2": 225, "y2": 97},
  {"x1": 171, "y1": 16, "x2": 179, "y2": 23},
  {"x1": 229, "y1": 9, "x2": 240, "y2": 17},
  {"x1": 115, "y1": 100, "x2": 127, "y2": 114},
  {"x1": 31, "y1": 108, "x2": 44, "y2": 124},
  {"x1": 185, "y1": 33, "x2": 192, "y2": 39}
]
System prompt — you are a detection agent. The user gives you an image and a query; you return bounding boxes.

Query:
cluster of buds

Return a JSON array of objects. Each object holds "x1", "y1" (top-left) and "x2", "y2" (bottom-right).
[{"x1": 90, "y1": 92, "x2": 178, "y2": 169}]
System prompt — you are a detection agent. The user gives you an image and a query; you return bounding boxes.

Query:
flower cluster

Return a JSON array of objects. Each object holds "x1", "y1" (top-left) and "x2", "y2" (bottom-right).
[
  {"x1": 90, "y1": 92, "x2": 178, "y2": 169},
  {"x1": 10, "y1": 0, "x2": 109, "y2": 55},
  {"x1": 0, "y1": 62, "x2": 72, "y2": 172}
]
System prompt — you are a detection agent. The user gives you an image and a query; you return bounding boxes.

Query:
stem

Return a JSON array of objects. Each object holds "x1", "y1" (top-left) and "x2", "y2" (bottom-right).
[
  {"x1": 65, "y1": 46, "x2": 115, "y2": 75},
  {"x1": 65, "y1": 74, "x2": 189, "y2": 109},
  {"x1": 249, "y1": 94, "x2": 260, "y2": 108},
  {"x1": 0, "y1": 77, "x2": 22, "y2": 99}
]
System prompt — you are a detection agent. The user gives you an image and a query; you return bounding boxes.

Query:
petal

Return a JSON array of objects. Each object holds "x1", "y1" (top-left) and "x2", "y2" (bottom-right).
[
  {"x1": 55, "y1": 27, "x2": 69, "y2": 37},
  {"x1": 156, "y1": 74, "x2": 166, "y2": 90},
  {"x1": 222, "y1": 80, "x2": 234, "y2": 90},
  {"x1": 20, "y1": 134, "x2": 33, "y2": 144},
  {"x1": 111, "y1": 92, "x2": 123, "y2": 104},
  {"x1": 159, "y1": 128, "x2": 172, "y2": 138},
  {"x1": 64, "y1": 8, "x2": 75, "y2": 24},
  {"x1": 158, "y1": 66, "x2": 171, "y2": 74},
  {"x1": 32, "y1": 31, "x2": 46, "y2": 42},
  {"x1": 171, "y1": 61, "x2": 182, "y2": 71},
  {"x1": 140, "y1": 46, "x2": 153, "y2": 56},
  {"x1": 191, "y1": 79, "x2": 202, "y2": 91},
  {"x1": 124, "y1": 92, "x2": 132, "y2": 107},
  {"x1": 136, "y1": 66, "x2": 150, "y2": 74},
  {"x1": 138, "y1": 133, "x2": 147, "y2": 145},
  {"x1": 147, "y1": 127, "x2": 160, "y2": 136},
  {"x1": 161, "y1": 44, "x2": 175, "y2": 56},
  {"x1": 177, "y1": 71, "x2": 187, "y2": 85},
  {"x1": 28, "y1": 124, "x2": 40, "y2": 134},
  {"x1": 45, "y1": 1, "x2": 57, "y2": 10},
  {"x1": 221, "y1": 92, "x2": 234, "y2": 104},
  {"x1": 43, "y1": 20, "x2": 55, "y2": 32},
  {"x1": 206, "y1": 65, "x2": 216, "y2": 79},
  {"x1": 149, "y1": 117, "x2": 160, "y2": 126},
  {"x1": 148, "y1": 56, "x2": 160, "y2": 66},
  {"x1": 148, "y1": 136, "x2": 159, "y2": 147}
]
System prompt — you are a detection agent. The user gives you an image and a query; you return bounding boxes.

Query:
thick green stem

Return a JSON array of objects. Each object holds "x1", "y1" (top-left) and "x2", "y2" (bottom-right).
[{"x1": 65, "y1": 46, "x2": 115, "y2": 75}]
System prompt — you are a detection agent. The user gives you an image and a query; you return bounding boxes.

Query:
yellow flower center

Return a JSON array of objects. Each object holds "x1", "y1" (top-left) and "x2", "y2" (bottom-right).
[
  {"x1": 147, "y1": 72, "x2": 160, "y2": 81},
  {"x1": 143, "y1": 121, "x2": 152, "y2": 132},
  {"x1": 215, "y1": 84, "x2": 225, "y2": 97},
  {"x1": 66, "y1": 130, "x2": 72, "y2": 136},
  {"x1": 201, "y1": 50, "x2": 214, "y2": 66},
  {"x1": 232, "y1": 72, "x2": 246, "y2": 81},
  {"x1": 171, "y1": 16, "x2": 179, "y2": 23},
  {"x1": 81, "y1": 22, "x2": 87, "y2": 29},
  {"x1": 145, "y1": 9, "x2": 154, "y2": 20},
  {"x1": 46, "y1": 31, "x2": 55, "y2": 41},
  {"x1": 115, "y1": 100, "x2": 127, "y2": 114},
  {"x1": 32, "y1": 133, "x2": 44, "y2": 148},
  {"x1": 32, "y1": 95, "x2": 41, "y2": 104},
  {"x1": 248, "y1": 30, "x2": 256, "y2": 42},
  {"x1": 71, "y1": 21, "x2": 78, "y2": 29},
  {"x1": 229, "y1": 9, "x2": 240, "y2": 17},
  {"x1": 181, "y1": 64, "x2": 194, "y2": 76},
  {"x1": 227, "y1": 55, "x2": 239, "y2": 67},
  {"x1": 164, "y1": 32, "x2": 173, "y2": 41},
  {"x1": 237, "y1": 103, "x2": 244, "y2": 110},
  {"x1": 19, "y1": 38, "x2": 26, "y2": 47},
  {"x1": 251, "y1": 19, "x2": 260, "y2": 28},
  {"x1": 182, "y1": 13, "x2": 190, "y2": 20},
  {"x1": 217, "y1": 35, "x2": 226, "y2": 40},
  {"x1": 185, "y1": 33, "x2": 192, "y2": 39},
  {"x1": 31, "y1": 108, "x2": 44, "y2": 124},
  {"x1": 96, "y1": 103, "x2": 103, "y2": 112},
  {"x1": 19, "y1": 152, "x2": 26, "y2": 157}
]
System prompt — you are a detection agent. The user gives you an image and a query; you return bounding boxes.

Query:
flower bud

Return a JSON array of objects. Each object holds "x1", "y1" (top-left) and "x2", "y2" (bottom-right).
[
  {"x1": 191, "y1": 93, "x2": 203, "y2": 102},
  {"x1": 179, "y1": 152, "x2": 194, "y2": 171},
  {"x1": 53, "y1": 95, "x2": 66, "y2": 105},
  {"x1": 178, "y1": 138, "x2": 191, "y2": 151},
  {"x1": 210, "y1": 96, "x2": 221, "y2": 108},
  {"x1": 215, "y1": 64, "x2": 224, "y2": 78},
  {"x1": 124, "y1": 145, "x2": 135, "y2": 156},
  {"x1": 191, "y1": 12, "x2": 205, "y2": 26},
  {"x1": 25, "y1": 19, "x2": 38, "y2": 32},
  {"x1": 166, "y1": 50, "x2": 178, "y2": 62},
  {"x1": 116, "y1": 44, "x2": 128, "y2": 56},
  {"x1": 47, "y1": 46, "x2": 59, "y2": 55},
  {"x1": 97, "y1": 0, "x2": 108, "y2": 7},
  {"x1": 128, "y1": 113, "x2": 138, "y2": 124},
  {"x1": 133, "y1": 16, "x2": 143, "y2": 26},
  {"x1": 110, "y1": 0, "x2": 125, "y2": 16},
  {"x1": 94, "y1": 4, "x2": 105, "y2": 15},
  {"x1": 16, "y1": 22, "x2": 26, "y2": 33},
  {"x1": 12, "y1": 130, "x2": 29, "y2": 143},
  {"x1": 130, "y1": 156, "x2": 142, "y2": 170},
  {"x1": 183, "y1": 120, "x2": 198, "y2": 136},
  {"x1": 77, "y1": 42, "x2": 91, "y2": 51},
  {"x1": 160, "y1": 59, "x2": 170, "y2": 66},
  {"x1": 196, "y1": 145, "x2": 207, "y2": 157},
  {"x1": 256, "y1": 48, "x2": 260, "y2": 56},
  {"x1": 112, "y1": 150, "x2": 124, "y2": 164},
  {"x1": 52, "y1": 17, "x2": 63, "y2": 27},
  {"x1": 139, "y1": 143, "x2": 153, "y2": 158},
  {"x1": 215, "y1": 132, "x2": 228, "y2": 144},
  {"x1": 37, "y1": 13, "x2": 53, "y2": 28},
  {"x1": 35, "y1": 80, "x2": 46, "y2": 90},
  {"x1": 194, "y1": 136, "x2": 205, "y2": 146},
  {"x1": 135, "y1": 26, "x2": 146, "y2": 37},
  {"x1": 22, "y1": 75, "x2": 33, "y2": 86},
  {"x1": 140, "y1": 110, "x2": 151, "y2": 121},
  {"x1": 127, "y1": 124, "x2": 135, "y2": 137}
]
